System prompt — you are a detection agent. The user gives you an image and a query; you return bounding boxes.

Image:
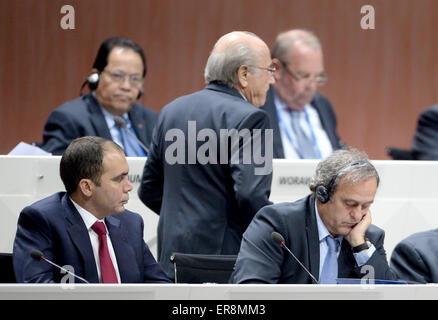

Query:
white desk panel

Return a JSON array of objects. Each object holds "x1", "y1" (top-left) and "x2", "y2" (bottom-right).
[{"x1": 1, "y1": 156, "x2": 438, "y2": 260}]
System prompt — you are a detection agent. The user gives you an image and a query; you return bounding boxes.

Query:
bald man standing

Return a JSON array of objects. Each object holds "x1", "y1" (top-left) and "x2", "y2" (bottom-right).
[{"x1": 138, "y1": 31, "x2": 275, "y2": 279}]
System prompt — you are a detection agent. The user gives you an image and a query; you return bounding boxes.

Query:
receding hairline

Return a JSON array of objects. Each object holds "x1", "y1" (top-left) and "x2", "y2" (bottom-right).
[
  {"x1": 272, "y1": 29, "x2": 322, "y2": 61},
  {"x1": 212, "y1": 31, "x2": 266, "y2": 54}
]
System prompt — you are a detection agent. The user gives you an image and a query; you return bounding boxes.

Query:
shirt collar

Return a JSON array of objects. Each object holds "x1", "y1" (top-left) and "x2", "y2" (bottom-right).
[
  {"x1": 314, "y1": 200, "x2": 343, "y2": 245},
  {"x1": 92, "y1": 92, "x2": 129, "y2": 129},
  {"x1": 273, "y1": 89, "x2": 311, "y2": 115},
  {"x1": 70, "y1": 197, "x2": 105, "y2": 231}
]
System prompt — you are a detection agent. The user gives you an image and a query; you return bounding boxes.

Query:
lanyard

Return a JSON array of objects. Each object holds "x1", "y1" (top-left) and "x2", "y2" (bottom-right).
[{"x1": 276, "y1": 105, "x2": 322, "y2": 159}]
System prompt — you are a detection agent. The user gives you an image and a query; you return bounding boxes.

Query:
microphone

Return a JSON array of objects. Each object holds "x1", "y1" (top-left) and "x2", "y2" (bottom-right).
[
  {"x1": 271, "y1": 231, "x2": 319, "y2": 284},
  {"x1": 30, "y1": 249, "x2": 89, "y2": 284},
  {"x1": 113, "y1": 116, "x2": 149, "y2": 154}
]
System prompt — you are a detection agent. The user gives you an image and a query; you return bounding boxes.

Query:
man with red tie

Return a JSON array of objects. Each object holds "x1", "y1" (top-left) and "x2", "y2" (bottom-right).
[{"x1": 13, "y1": 136, "x2": 170, "y2": 283}]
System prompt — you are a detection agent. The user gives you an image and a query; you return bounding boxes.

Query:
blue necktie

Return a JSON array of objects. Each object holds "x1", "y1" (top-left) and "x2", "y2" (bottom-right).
[
  {"x1": 320, "y1": 236, "x2": 339, "y2": 284},
  {"x1": 118, "y1": 118, "x2": 146, "y2": 157},
  {"x1": 290, "y1": 110, "x2": 317, "y2": 159}
]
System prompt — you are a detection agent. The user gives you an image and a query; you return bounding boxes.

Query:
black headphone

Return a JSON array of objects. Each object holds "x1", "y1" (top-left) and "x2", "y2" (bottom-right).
[
  {"x1": 79, "y1": 72, "x2": 144, "y2": 99},
  {"x1": 315, "y1": 160, "x2": 368, "y2": 203}
]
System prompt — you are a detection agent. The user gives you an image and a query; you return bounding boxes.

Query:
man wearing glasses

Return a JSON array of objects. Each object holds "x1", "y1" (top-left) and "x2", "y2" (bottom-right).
[
  {"x1": 261, "y1": 29, "x2": 343, "y2": 159},
  {"x1": 41, "y1": 37, "x2": 157, "y2": 156},
  {"x1": 138, "y1": 31, "x2": 274, "y2": 280}
]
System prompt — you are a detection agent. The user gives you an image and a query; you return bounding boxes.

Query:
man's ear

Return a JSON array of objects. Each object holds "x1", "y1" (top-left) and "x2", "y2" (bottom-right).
[
  {"x1": 271, "y1": 58, "x2": 282, "y2": 81},
  {"x1": 78, "y1": 179, "x2": 94, "y2": 198},
  {"x1": 237, "y1": 65, "x2": 250, "y2": 88}
]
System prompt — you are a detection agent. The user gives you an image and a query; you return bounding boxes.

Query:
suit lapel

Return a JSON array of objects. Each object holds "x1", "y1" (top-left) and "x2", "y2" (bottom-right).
[
  {"x1": 86, "y1": 94, "x2": 113, "y2": 140},
  {"x1": 305, "y1": 195, "x2": 320, "y2": 281},
  {"x1": 338, "y1": 239, "x2": 356, "y2": 278},
  {"x1": 105, "y1": 214, "x2": 136, "y2": 283},
  {"x1": 128, "y1": 104, "x2": 148, "y2": 146},
  {"x1": 62, "y1": 195, "x2": 99, "y2": 283},
  {"x1": 311, "y1": 94, "x2": 338, "y2": 149}
]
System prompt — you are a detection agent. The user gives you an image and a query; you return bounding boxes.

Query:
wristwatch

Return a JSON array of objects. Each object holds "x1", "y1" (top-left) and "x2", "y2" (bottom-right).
[{"x1": 352, "y1": 239, "x2": 372, "y2": 253}]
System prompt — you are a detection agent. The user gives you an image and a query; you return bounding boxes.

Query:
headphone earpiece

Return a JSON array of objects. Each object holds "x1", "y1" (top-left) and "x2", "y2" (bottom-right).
[
  {"x1": 137, "y1": 87, "x2": 144, "y2": 99},
  {"x1": 315, "y1": 160, "x2": 370, "y2": 204},
  {"x1": 87, "y1": 73, "x2": 100, "y2": 91},
  {"x1": 316, "y1": 185, "x2": 330, "y2": 203}
]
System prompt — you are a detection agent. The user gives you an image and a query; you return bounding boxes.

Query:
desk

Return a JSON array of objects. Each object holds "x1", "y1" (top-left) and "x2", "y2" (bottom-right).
[
  {"x1": 0, "y1": 284, "x2": 436, "y2": 300},
  {"x1": 1, "y1": 156, "x2": 438, "y2": 259}
]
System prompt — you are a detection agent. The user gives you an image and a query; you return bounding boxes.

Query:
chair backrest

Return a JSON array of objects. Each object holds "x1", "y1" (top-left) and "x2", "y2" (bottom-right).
[
  {"x1": 170, "y1": 253, "x2": 237, "y2": 284},
  {"x1": 386, "y1": 147, "x2": 415, "y2": 160},
  {"x1": 0, "y1": 253, "x2": 16, "y2": 283}
]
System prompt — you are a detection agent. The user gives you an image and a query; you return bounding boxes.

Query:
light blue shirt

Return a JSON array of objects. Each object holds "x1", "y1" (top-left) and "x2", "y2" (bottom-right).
[
  {"x1": 274, "y1": 91, "x2": 333, "y2": 159},
  {"x1": 314, "y1": 202, "x2": 376, "y2": 278},
  {"x1": 99, "y1": 105, "x2": 128, "y2": 149}
]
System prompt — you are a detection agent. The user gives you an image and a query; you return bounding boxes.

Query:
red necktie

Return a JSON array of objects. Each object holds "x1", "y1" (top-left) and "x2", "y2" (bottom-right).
[{"x1": 91, "y1": 221, "x2": 118, "y2": 283}]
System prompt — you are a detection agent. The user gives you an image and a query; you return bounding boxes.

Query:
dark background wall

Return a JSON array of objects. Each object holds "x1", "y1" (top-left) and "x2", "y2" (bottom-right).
[{"x1": 1, "y1": 0, "x2": 437, "y2": 159}]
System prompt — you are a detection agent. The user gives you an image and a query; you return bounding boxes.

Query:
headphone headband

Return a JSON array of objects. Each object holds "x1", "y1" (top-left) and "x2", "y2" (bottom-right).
[{"x1": 316, "y1": 160, "x2": 369, "y2": 203}]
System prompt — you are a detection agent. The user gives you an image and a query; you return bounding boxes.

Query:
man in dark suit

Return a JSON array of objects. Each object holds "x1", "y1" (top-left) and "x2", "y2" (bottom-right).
[
  {"x1": 411, "y1": 104, "x2": 438, "y2": 160},
  {"x1": 13, "y1": 136, "x2": 170, "y2": 283},
  {"x1": 231, "y1": 149, "x2": 397, "y2": 284},
  {"x1": 261, "y1": 29, "x2": 342, "y2": 159},
  {"x1": 138, "y1": 31, "x2": 274, "y2": 279},
  {"x1": 41, "y1": 37, "x2": 157, "y2": 156},
  {"x1": 390, "y1": 229, "x2": 438, "y2": 283}
]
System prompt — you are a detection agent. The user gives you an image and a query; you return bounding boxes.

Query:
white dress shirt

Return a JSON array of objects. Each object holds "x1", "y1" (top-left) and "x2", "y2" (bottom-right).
[{"x1": 70, "y1": 198, "x2": 121, "y2": 283}]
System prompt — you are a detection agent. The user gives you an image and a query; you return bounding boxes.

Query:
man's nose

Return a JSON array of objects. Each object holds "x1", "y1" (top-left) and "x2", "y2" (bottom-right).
[
  {"x1": 351, "y1": 206, "x2": 363, "y2": 221},
  {"x1": 125, "y1": 179, "x2": 133, "y2": 192}
]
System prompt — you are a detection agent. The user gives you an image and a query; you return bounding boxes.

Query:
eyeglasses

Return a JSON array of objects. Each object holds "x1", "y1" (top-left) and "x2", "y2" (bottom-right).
[
  {"x1": 248, "y1": 65, "x2": 277, "y2": 76},
  {"x1": 280, "y1": 61, "x2": 328, "y2": 86},
  {"x1": 102, "y1": 70, "x2": 144, "y2": 86}
]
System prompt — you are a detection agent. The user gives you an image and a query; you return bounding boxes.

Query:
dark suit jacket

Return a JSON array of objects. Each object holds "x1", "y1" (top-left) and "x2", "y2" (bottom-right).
[
  {"x1": 412, "y1": 104, "x2": 438, "y2": 160},
  {"x1": 230, "y1": 194, "x2": 397, "y2": 283},
  {"x1": 390, "y1": 229, "x2": 438, "y2": 283},
  {"x1": 138, "y1": 82, "x2": 273, "y2": 278},
  {"x1": 13, "y1": 192, "x2": 170, "y2": 283},
  {"x1": 41, "y1": 93, "x2": 158, "y2": 155},
  {"x1": 261, "y1": 86, "x2": 342, "y2": 158}
]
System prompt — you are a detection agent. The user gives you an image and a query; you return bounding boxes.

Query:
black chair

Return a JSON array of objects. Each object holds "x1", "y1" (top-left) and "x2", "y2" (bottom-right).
[
  {"x1": 0, "y1": 253, "x2": 16, "y2": 283},
  {"x1": 386, "y1": 147, "x2": 415, "y2": 160},
  {"x1": 170, "y1": 253, "x2": 237, "y2": 284}
]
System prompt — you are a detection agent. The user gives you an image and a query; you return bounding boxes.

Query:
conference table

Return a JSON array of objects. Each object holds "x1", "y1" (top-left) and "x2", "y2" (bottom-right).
[{"x1": 1, "y1": 156, "x2": 438, "y2": 305}]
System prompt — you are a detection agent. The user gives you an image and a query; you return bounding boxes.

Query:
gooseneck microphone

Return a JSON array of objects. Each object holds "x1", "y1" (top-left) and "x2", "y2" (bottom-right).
[
  {"x1": 271, "y1": 232, "x2": 319, "y2": 284},
  {"x1": 30, "y1": 249, "x2": 89, "y2": 284},
  {"x1": 113, "y1": 116, "x2": 149, "y2": 154}
]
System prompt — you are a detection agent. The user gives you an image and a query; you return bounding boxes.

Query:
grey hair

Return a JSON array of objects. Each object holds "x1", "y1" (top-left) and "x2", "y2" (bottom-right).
[
  {"x1": 309, "y1": 148, "x2": 379, "y2": 197},
  {"x1": 271, "y1": 29, "x2": 322, "y2": 63},
  {"x1": 204, "y1": 31, "x2": 262, "y2": 87}
]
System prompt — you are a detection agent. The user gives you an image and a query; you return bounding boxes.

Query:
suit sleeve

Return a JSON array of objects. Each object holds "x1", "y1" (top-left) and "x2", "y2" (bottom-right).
[
  {"x1": 390, "y1": 240, "x2": 429, "y2": 283},
  {"x1": 12, "y1": 206, "x2": 56, "y2": 283},
  {"x1": 229, "y1": 110, "x2": 273, "y2": 230},
  {"x1": 230, "y1": 205, "x2": 287, "y2": 284},
  {"x1": 42, "y1": 109, "x2": 81, "y2": 155},
  {"x1": 352, "y1": 229, "x2": 398, "y2": 281},
  {"x1": 138, "y1": 217, "x2": 171, "y2": 283},
  {"x1": 412, "y1": 107, "x2": 438, "y2": 160},
  {"x1": 138, "y1": 123, "x2": 164, "y2": 214}
]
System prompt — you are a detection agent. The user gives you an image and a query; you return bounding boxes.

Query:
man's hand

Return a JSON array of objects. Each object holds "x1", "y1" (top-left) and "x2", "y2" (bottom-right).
[{"x1": 345, "y1": 210, "x2": 371, "y2": 247}]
